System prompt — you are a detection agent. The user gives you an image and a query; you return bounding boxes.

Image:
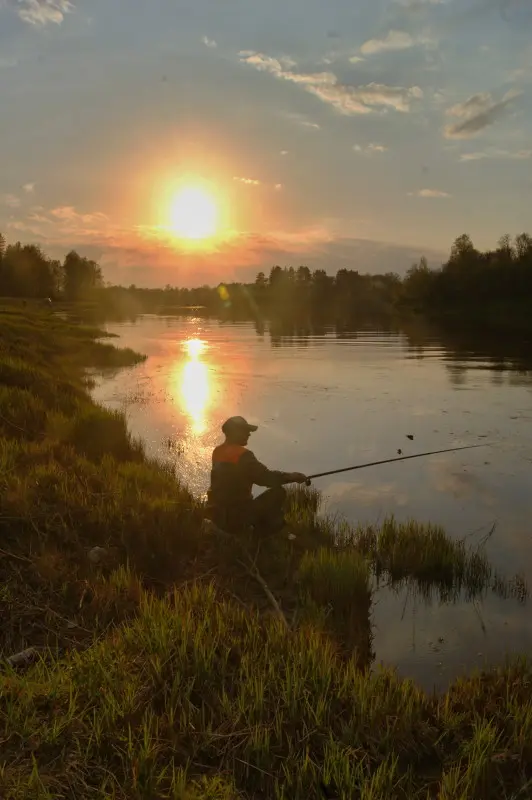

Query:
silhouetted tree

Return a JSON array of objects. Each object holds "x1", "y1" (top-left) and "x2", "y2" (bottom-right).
[{"x1": 64, "y1": 250, "x2": 102, "y2": 300}]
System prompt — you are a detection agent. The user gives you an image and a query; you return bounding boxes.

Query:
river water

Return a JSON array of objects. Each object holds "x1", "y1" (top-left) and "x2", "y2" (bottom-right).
[{"x1": 92, "y1": 314, "x2": 532, "y2": 689}]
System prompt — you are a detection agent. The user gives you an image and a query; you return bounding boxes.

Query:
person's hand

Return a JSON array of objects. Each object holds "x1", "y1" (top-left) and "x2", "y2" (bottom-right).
[{"x1": 287, "y1": 472, "x2": 308, "y2": 484}]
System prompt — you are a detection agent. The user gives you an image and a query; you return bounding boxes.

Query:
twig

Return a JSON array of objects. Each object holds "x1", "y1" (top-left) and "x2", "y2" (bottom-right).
[
  {"x1": 478, "y1": 522, "x2": 497, "y2": 548},
  {"x1": 0, "y1": 547, "x2": 32, "y2": 563},
  {"x1": 0, "y1": 412, "x2": 44, "y2": 439},
  {"x1": 238, "y1": 558, "x2": 288, "y2": 628},
  {"x1": 473, "y1": 598, "x2": 487, "y2": 635}
]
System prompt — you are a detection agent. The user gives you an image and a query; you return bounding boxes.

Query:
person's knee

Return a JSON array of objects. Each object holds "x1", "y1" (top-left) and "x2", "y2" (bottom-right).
[{"x1": 274, "y1": 485, "x2": 287, "y2": 502}]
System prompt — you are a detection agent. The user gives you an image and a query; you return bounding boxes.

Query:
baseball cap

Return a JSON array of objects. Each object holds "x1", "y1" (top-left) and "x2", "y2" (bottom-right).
[{"x1": 221, "y1": 416, "x2": 258, "y2": 434}]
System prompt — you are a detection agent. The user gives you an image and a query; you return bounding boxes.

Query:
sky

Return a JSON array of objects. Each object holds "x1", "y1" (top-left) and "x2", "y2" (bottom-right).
[{"x1": 1, "y1": 0, "x2": 531, "y2": 287}]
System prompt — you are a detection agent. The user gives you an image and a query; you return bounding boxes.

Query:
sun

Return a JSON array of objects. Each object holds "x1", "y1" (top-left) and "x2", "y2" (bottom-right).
[{"x1": 169, "y1": 186, "x2": 219, "y2": 240}]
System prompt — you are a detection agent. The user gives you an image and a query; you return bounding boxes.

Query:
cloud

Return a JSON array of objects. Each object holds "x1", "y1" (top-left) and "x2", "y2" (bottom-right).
[
  {"x1": 348, "y1": 56, "x2": 365, "y2": 64},
  {"x1": 274, "y1": 183, "x2": 283, "y2": 191},
  {"x1": 459, "y1": 148, "x2": 532, "y2": 161},
  {"x1": 409, "y1": 189, "x2": 451, "y2": 198},
  {"x1": 240, "y1": 51, "x2": 423, "y2": 114},
  {"x1": 233, "y1": 176, "x2": 260, "y2": 185},
  {"x1": 354, "y1": 143, "x2": 389, "y2": 155},
  {"x1": 23, "y1": 182, "x2": 35, "y2": 193},
  {"x1": 360, "y1": 29, "x2": 436, "y2": 55},
  {"x1": 326, "y1": 480, "x2": 409, "y2": 507},
  {"x1": 201, "y1": 36, "x2": 217, "y2": 48},
  {"x1": 280, "y1": 150, "x2": 289, "y2": 156},
  {"x1": 9, "y1": 0, "x2": 73, "y2": 25},
  {"x1": 361, "y1": 30, "x2": 416, "y2": 55},
  {"x1": 429, "y1": 460, "x2": 495, "y2": 506},
  {"x1": 444, "y1": 89, "x2": 521, "y2": 139},
  {"x1": 283, "y1": 113, "x2": 321, "y2": 129},
  {"x1": 1, "y1": 194, "x2": 21, "y2": 208},
  {"x1": 4, "y1": 202, "x2": 446, "y2": 287}
]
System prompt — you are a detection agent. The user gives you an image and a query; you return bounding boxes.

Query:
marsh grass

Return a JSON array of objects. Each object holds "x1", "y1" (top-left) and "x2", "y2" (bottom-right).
[
  {"x1": 1, "y1": 302, "x2": 532, "y2": 798},
  {"x1": 338, "y1": 516, "x2": 528, "y2": 604}
]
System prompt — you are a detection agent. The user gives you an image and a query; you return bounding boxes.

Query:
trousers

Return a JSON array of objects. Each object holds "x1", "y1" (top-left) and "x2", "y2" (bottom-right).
[{"x1": 210, "y1": 486, "x2": 287, "y2": 534}]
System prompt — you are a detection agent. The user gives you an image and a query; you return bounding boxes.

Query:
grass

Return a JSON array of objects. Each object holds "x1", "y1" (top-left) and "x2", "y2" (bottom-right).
[
  {"x1": 2, "y1": 584, "x2": 532, "y2": 798},
  {"x1": 1, "y1": 299, "x2": 531, "y2": 798},
  {"x1": 341, "y1": 517, "x2": 528, "y2": 604}
]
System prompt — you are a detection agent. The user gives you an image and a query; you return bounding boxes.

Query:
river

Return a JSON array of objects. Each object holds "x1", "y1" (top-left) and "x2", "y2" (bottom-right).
[{"x1": 91, "y1": 314, "x2": 532, "y2": 689}]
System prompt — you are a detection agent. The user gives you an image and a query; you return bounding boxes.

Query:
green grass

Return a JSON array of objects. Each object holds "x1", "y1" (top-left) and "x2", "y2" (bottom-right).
[
  {"x1": 337, "y1": 516, "x2": 528, "y2": 604},
  {"x1": 1, "y1": 301, "x2": 531, "y2": 798},
  {"x1": 1, "y1": 583, "x2": 532, "y2": 798}
]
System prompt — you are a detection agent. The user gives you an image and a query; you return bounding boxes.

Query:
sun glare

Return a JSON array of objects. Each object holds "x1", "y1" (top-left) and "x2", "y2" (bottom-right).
[
  {"x1": 169, "y1": 186, "x2": 218, "y2": 240},
  {"x1": 176, "y1": 338, "x2": 211, "y2": 434},
  {"x1": 184, "y1": 338, "x2": 206, "y2": 359}
]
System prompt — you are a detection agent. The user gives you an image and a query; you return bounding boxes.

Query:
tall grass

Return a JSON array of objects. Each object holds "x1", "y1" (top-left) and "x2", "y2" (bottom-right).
[
  {"x1": 297, "y1": 548, "x2": 372, "y2": 660},
  {"x1": 339, "y1": 516, "x2": 527, "y2": 604},
  {"x1": 1, "y1": 583, "x2": 532, "y2": 798}
]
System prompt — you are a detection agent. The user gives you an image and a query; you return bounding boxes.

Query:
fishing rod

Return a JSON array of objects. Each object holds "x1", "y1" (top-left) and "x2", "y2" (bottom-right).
[{"x1": 305, "y1": 443, "x2": 490, "y2": 484}]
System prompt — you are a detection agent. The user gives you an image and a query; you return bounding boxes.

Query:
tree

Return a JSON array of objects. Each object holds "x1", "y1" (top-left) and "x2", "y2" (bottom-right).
[
  {"x1": 0, "y1": 233, "x2": 5, "y2": 295},
  {"x1": 496, "y1": 234, "x2": 515, "y2": 264},
  {"x1": 515, "y1": 233, "x2": 532, "y2": 261},
  {"x1": 0, "y1": 242, "x2": 61, "y2": 298},
  {"x1": 63, "y1": 250, "x2": 103, "y2": 300},
  {"x1": 296, "y1": 266, "x2": 311, "y2": 283}
]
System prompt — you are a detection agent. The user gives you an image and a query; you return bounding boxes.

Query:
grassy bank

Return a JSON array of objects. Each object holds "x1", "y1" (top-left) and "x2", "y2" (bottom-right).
[{"x1": 1, "y1": 301, "x2": 531, "y2": 799}]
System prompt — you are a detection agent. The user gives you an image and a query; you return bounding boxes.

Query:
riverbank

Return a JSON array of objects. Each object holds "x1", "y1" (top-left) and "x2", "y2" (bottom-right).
[{"x1": 1, "y1": 301, "x2": 531, "y2": 799}]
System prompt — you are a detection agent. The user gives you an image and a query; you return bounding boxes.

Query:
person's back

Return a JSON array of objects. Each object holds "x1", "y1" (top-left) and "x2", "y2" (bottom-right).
[
  {"x1": 207, "y1": 416, "x2": 307, "y2": 534},
  {"x1": 209, "y1": 441, "x2": 256, "y2": 511}
]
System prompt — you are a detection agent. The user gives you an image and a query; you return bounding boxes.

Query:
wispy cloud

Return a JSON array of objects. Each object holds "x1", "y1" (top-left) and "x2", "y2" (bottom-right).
[
  {"x1": 23, "y1": 182, "x2": 35, "y2": 193},
  {"x1": 283, "y1": 113, "x2": 321, "y2": 129},
  {"x1": 354, "y1": 143, "x2": 389, "y2": 155},
  {"x1": 409, "y1": 188, "x2": 451, "y2": 198},
  {"x1": 1, "y1": 194, "x2": 21, "y2": 208},
  {"x1": 49, "y1": 205, "x2": 110, "y2": 226},
  {"x1": 9, "y1": 0, "x2": 73, "y2": 25},
  {"x1": 444, "y1": 89, "x2": 521, "y2": 139},
  {"x1": 201, "y1": 36, "x2": 217, "y2": 48},
  {"x1": 361, "y1": 30, "x2": 420, "y2": 55},
  {"x1": 240, "y1": 51, "x2": 423, "y2": 114},
  {"x1": 233, "y1": 176, "x2": 260, "y2": 185},
  {"x1": 460, "y1": 148, "x2": 532, "y2": 161},
  {"x1": 348, "y1": 55, "x2": 365, "y2": 64}
]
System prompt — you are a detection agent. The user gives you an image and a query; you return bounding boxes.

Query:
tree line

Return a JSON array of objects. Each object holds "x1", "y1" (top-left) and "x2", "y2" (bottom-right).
[
  {"x1": 401, "y1": 233, "x2": 532, "y2": 321},
  {"x1": 0, "y1": 233, "x2": 102, "y2": 301},
  {"x1": 1, "y1": 229, "x2": 531, "y2": 331}
]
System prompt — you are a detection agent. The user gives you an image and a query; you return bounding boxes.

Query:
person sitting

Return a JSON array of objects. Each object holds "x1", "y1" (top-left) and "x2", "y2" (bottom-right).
[{"x1": 206, "y1": 416, "x2": 307, "y2": 534}]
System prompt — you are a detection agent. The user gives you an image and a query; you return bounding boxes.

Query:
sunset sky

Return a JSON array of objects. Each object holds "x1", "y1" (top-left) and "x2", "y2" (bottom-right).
[{"x1": 1, "y1": 0, "x2": 531, "y2": 287}]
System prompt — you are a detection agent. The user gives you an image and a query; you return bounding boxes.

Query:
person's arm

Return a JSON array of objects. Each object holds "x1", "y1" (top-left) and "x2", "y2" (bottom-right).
[{"x1": 239, "y1": 450, "x2": 306, "y2": 488}]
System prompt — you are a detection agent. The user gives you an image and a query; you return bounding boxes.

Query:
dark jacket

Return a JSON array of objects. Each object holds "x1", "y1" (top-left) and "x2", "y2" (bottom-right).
[{"x1": 208, "y1": 443, "x2": 290, "y2": 512}]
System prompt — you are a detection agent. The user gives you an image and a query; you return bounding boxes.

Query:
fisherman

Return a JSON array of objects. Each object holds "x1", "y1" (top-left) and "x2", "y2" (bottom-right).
[{"x1": 207, "y1": 416, "x2": 308, "y2": 535}]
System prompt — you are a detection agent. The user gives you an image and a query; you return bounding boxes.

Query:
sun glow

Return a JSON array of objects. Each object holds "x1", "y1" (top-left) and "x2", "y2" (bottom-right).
[{"x1": 169, "y1": 186, "x2": 219, "y2": 241}]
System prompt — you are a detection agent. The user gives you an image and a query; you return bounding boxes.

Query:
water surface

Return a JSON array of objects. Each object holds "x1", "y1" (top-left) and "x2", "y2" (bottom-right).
[{"x1": 92, "y1": 315, "x2": 532, "y2": 689}]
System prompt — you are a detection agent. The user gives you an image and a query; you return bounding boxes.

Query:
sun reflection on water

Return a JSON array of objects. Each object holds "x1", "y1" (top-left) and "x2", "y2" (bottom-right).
[{"x1": 179, "y1": 338, "x2": 210, "y2": 434}]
